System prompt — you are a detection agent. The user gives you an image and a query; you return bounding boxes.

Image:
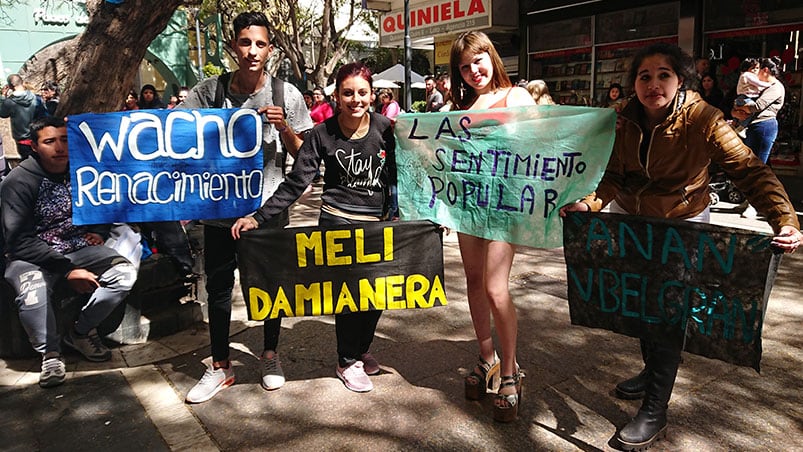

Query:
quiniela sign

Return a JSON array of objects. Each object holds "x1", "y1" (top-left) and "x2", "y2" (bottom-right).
[{"x1": 379, "y1": 0, "x2": 491, "y2": 47}]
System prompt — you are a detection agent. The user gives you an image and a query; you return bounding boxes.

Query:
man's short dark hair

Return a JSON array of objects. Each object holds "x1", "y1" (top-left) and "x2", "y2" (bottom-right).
[
  {"x1": 233, "y1": 11, "x2": 271, "y2": 40},
  {"x1": 30, "y1": 116, "x2": 66, "y2": 145},
  {"x1": 6, "y1": 74, "x2": 22, "y2": 88},
  {"x1": 425, "y1": 75, "x2": 435, "y2": 83}
]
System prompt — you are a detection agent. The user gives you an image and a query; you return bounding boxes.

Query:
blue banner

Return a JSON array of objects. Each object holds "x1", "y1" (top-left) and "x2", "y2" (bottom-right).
[{"x1": 67, "y1": 108, "x2": 264, "y2": 225}]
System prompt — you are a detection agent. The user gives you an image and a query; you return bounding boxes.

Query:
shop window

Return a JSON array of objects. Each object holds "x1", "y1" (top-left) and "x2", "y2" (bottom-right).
[
  {"x1": 595, "y1": 3, "x2": 679, "y2": 45},
  {"x1": 704, "y1": 0, "x2": 803, "y2": 31},
  {"x1": 528, "y1": 17, "x2": 592, "y2": 53},
  {"x1": 529, "y1": 48, "x2": 592, "y2": 106}
]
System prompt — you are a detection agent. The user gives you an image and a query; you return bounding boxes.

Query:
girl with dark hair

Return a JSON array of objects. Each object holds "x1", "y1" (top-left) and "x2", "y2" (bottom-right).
[
  {"x1": 447, "y1": 30, "x2": 535, "y2": 422},
  {"x1": 697, "y1": 72, "x2": 724, "y2": 111},
  {"x1": 309, "y1": 86, "x2": 333, "y2": 124},
  {"x1": 123, "y1": 90, "x2": 139, "y2": 111},
  {"x1": 560, "y1": 43, "x2": 801, "y2": 450},
  {"x1": 600, "y1": 82, "x2": 625, "y2": 108},
  {"x1": 377, "y1": 88, "x2": 400, "y2": 124},
  {"x1": 40, "y1": 80, "x2": 60, "y2": 115},
  {"x1": 232, "y1": 62, "x2": 396, "y2": 393},
  {"x1": 137, "y1": 84, "x2": 166, "y2": 109}
]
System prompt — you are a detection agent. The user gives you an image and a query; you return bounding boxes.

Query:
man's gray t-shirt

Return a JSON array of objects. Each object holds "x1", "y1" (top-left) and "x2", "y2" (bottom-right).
[{"x1": 180, "y1": 71, "x2": 314, "y2": 226}]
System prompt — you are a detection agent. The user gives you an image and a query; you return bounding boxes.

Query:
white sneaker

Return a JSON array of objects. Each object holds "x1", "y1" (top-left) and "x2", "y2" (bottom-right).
[
  {"x1": 260, "y1": 351, "x2": 285, "y2": 391},
  {"x1": 40, "y1": 352, "x2": 66, "y2": 388},
  {"x1": 185, "y1": 364, "x2": 235, "y2": 403},
  {"x1": 336, "y1": 361, "x2": 373, "y2": 392},
  {"x1": 741, "y1": 205, "x2": 758, "y2": 219},
  {"x1": 64, "y1": 328, "x2": 111, "y2": 362}
]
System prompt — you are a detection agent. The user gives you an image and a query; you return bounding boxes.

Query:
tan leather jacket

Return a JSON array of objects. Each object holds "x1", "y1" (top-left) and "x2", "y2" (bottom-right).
[{"x1": 583, "y1": 90, "x2": 799, "y2": 233}]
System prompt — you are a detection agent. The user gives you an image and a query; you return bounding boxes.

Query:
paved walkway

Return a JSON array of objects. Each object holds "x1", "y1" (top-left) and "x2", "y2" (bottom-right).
[{"x1": 1, "y1": 184, "x2": 801, "y2": 451}]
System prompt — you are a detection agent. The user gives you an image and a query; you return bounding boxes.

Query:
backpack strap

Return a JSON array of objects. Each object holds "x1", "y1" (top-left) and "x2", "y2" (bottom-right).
[
  {"x1": 214, "y1": 71, "x2": 285, "y2": 111},
  {"x1": 271, "y1": 76, "x2": 285, "y2": 112},
  {"x1": 213, "y1": 72, "x2": 232, "y2": 108}
]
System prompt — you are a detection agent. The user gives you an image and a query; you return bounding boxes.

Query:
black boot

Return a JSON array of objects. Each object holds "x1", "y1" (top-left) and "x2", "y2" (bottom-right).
[
  {"x1": 615, "y1": 339, "x2": 652, "y2": 400},
  {"x1": 618, "y1": 341, "x2": 680, "y2": 451},
  {"x1": 615, "y1": 368, "x2": 649, "y2": 400}
]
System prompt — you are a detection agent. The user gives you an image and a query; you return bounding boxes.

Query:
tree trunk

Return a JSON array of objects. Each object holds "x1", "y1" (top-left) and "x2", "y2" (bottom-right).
[{"x1": 57, "y1": 0, "x2": 187, "y2": 116}]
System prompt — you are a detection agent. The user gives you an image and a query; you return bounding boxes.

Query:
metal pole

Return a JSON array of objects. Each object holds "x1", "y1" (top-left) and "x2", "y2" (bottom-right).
[
  {"x1": 403, "y1": 0, "x2": 411, "y2": 111},
  {"x1": 193, "y1": 9, "x2": 204, "y2": 81}
]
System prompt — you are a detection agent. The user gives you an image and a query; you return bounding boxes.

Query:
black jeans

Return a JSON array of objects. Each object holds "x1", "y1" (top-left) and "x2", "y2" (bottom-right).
[
  {"x1": 204, "y1": 225, "x2": 281, "y2": 362},
  {"x1": 318, "y1": 210, "x2": 383, "y2": 368}
]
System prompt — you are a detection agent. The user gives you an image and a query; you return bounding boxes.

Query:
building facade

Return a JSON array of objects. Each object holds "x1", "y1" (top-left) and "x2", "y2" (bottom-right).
[
  {"x1": 521, "y1": 0, "x2": 803, "y2": 176},
  {"x1": 0, "y1": 2, "x2": 198, "y2": 98}
]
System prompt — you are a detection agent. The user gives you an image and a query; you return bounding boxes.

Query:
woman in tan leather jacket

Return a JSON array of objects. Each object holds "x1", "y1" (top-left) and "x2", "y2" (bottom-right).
[{"x1": 560, "y1": 43, "x2": 802, "y2": 451}]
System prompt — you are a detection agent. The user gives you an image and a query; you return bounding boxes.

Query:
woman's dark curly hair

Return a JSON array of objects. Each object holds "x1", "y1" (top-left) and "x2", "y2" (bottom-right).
[{"x1": 628, "y1": 42, "x2": 696, "y2": 91}]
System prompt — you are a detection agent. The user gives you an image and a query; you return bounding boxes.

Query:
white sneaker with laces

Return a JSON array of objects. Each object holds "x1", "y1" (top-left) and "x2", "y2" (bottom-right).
[
  {"x1": 185, "y1": 364, "x2": 235, "y2": 403},
  {"x1": 260, "y1": 351, "x2": 285, "y2": 390},
  {"x1": 64, "y1": 328, "x2": 111, "y2": 362},
  {"x1": 40, "y1": 352, "x2": 66, "y2": 388},
  {"x1": 336, "y1": 361, "x2": 373, "y2": 392}
]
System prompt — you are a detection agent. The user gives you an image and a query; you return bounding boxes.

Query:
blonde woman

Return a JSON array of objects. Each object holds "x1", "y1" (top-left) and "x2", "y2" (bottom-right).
[
  {"x1": 448, "y1": 30, "x2": 536, "y2": 422},
  {"x1": 525, "y1": 79, "x2": 555, "y2": 105}
]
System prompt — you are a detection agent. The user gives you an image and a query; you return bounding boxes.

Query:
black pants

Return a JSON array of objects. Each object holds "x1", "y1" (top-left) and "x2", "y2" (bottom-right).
[
  {"x1": 204, "y1": 225, "x2": 281, "y2": 362},
  {"x1": 640, "y1": 337, "x2": 682, "y2": 409},
  {"x1": 318, "y1": 210, "x2": 383, "y2": 368}
]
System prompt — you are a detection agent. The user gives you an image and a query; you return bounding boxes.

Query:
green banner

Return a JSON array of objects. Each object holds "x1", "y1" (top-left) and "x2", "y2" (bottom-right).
[
  {"x1": 563, "y1": 212, "x2": 781, "y2": 371},
  {"x1": 394, "y1": 106, "x2": 615, "y2": 248}
]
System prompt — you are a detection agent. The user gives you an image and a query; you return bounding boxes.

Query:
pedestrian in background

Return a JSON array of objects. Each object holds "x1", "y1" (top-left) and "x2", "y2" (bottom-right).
[
  {"x1": 309, "y1": 86, "x2": 333, "y2": 125},
  {"x1": 697, "y1": 72, "x2": 724, "y2": 112},
  {"x1": 448, "y1": 30, "x2": 535, "y2": 422},
  {"x1": 0, "y1": 74, "x2": 44, "y2": 161},
  {"x1": 525, "y1": 79, "x2": 555, "y2": 105},
  {"x1": 599, "y1": 82, "x2": 625, "y2": 109},
  {"x1": 40, "y1": 80, "x2": 60, "y2": 116},
  {"x1": 732, "y1": 56, "x2": 785, "y2": 219},
  {"x1": 138, "y1": 84, "x2": 165, "y2": 109},
  {"x1": 560, "y1": 43, "x2": 801, "y2": 451},
  {"x1": 436, "y1": 72, "x2": 452, "y2": 111},
  {"x1": 378, "y1": 88, "x2": 400, "y2": 124},
  {"x1": 424, "y1": 75, "x2": 444, "y2": 111},
  {"x1": 123, "y1": 89, "x2": 138, "y2": 111}
]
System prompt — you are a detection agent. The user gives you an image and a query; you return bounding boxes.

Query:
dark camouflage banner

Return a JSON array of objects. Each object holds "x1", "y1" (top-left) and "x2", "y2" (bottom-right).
[
  {"x1": 237, "y1": 221, "x2": 447, "y2": 320},
  {"x1": 563, "y1": 212, "x2": 782, "y2": 371}
]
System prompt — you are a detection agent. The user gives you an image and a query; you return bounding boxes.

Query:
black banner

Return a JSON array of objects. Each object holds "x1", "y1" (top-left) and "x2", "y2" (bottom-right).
[
  {"x1": 237, "y1": 221, "x2": 447, "y2": 320},
  {"x1": 563, "y1": 212, "x2": 782, "y2": 371}
]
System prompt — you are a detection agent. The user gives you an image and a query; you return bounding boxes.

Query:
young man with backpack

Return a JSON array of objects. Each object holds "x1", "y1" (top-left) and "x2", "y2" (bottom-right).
[
  {"x1": 0, "y1": 74, "x2": 48, "y2": 163},
  {"x1": 179, "y1": 11, "x2": 313, "y2": 403}
]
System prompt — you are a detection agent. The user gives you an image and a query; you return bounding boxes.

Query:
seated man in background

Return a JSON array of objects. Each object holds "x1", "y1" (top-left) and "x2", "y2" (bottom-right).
[{"x1": 2, "y1": 117, "x2": 137, "y2": 388}]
